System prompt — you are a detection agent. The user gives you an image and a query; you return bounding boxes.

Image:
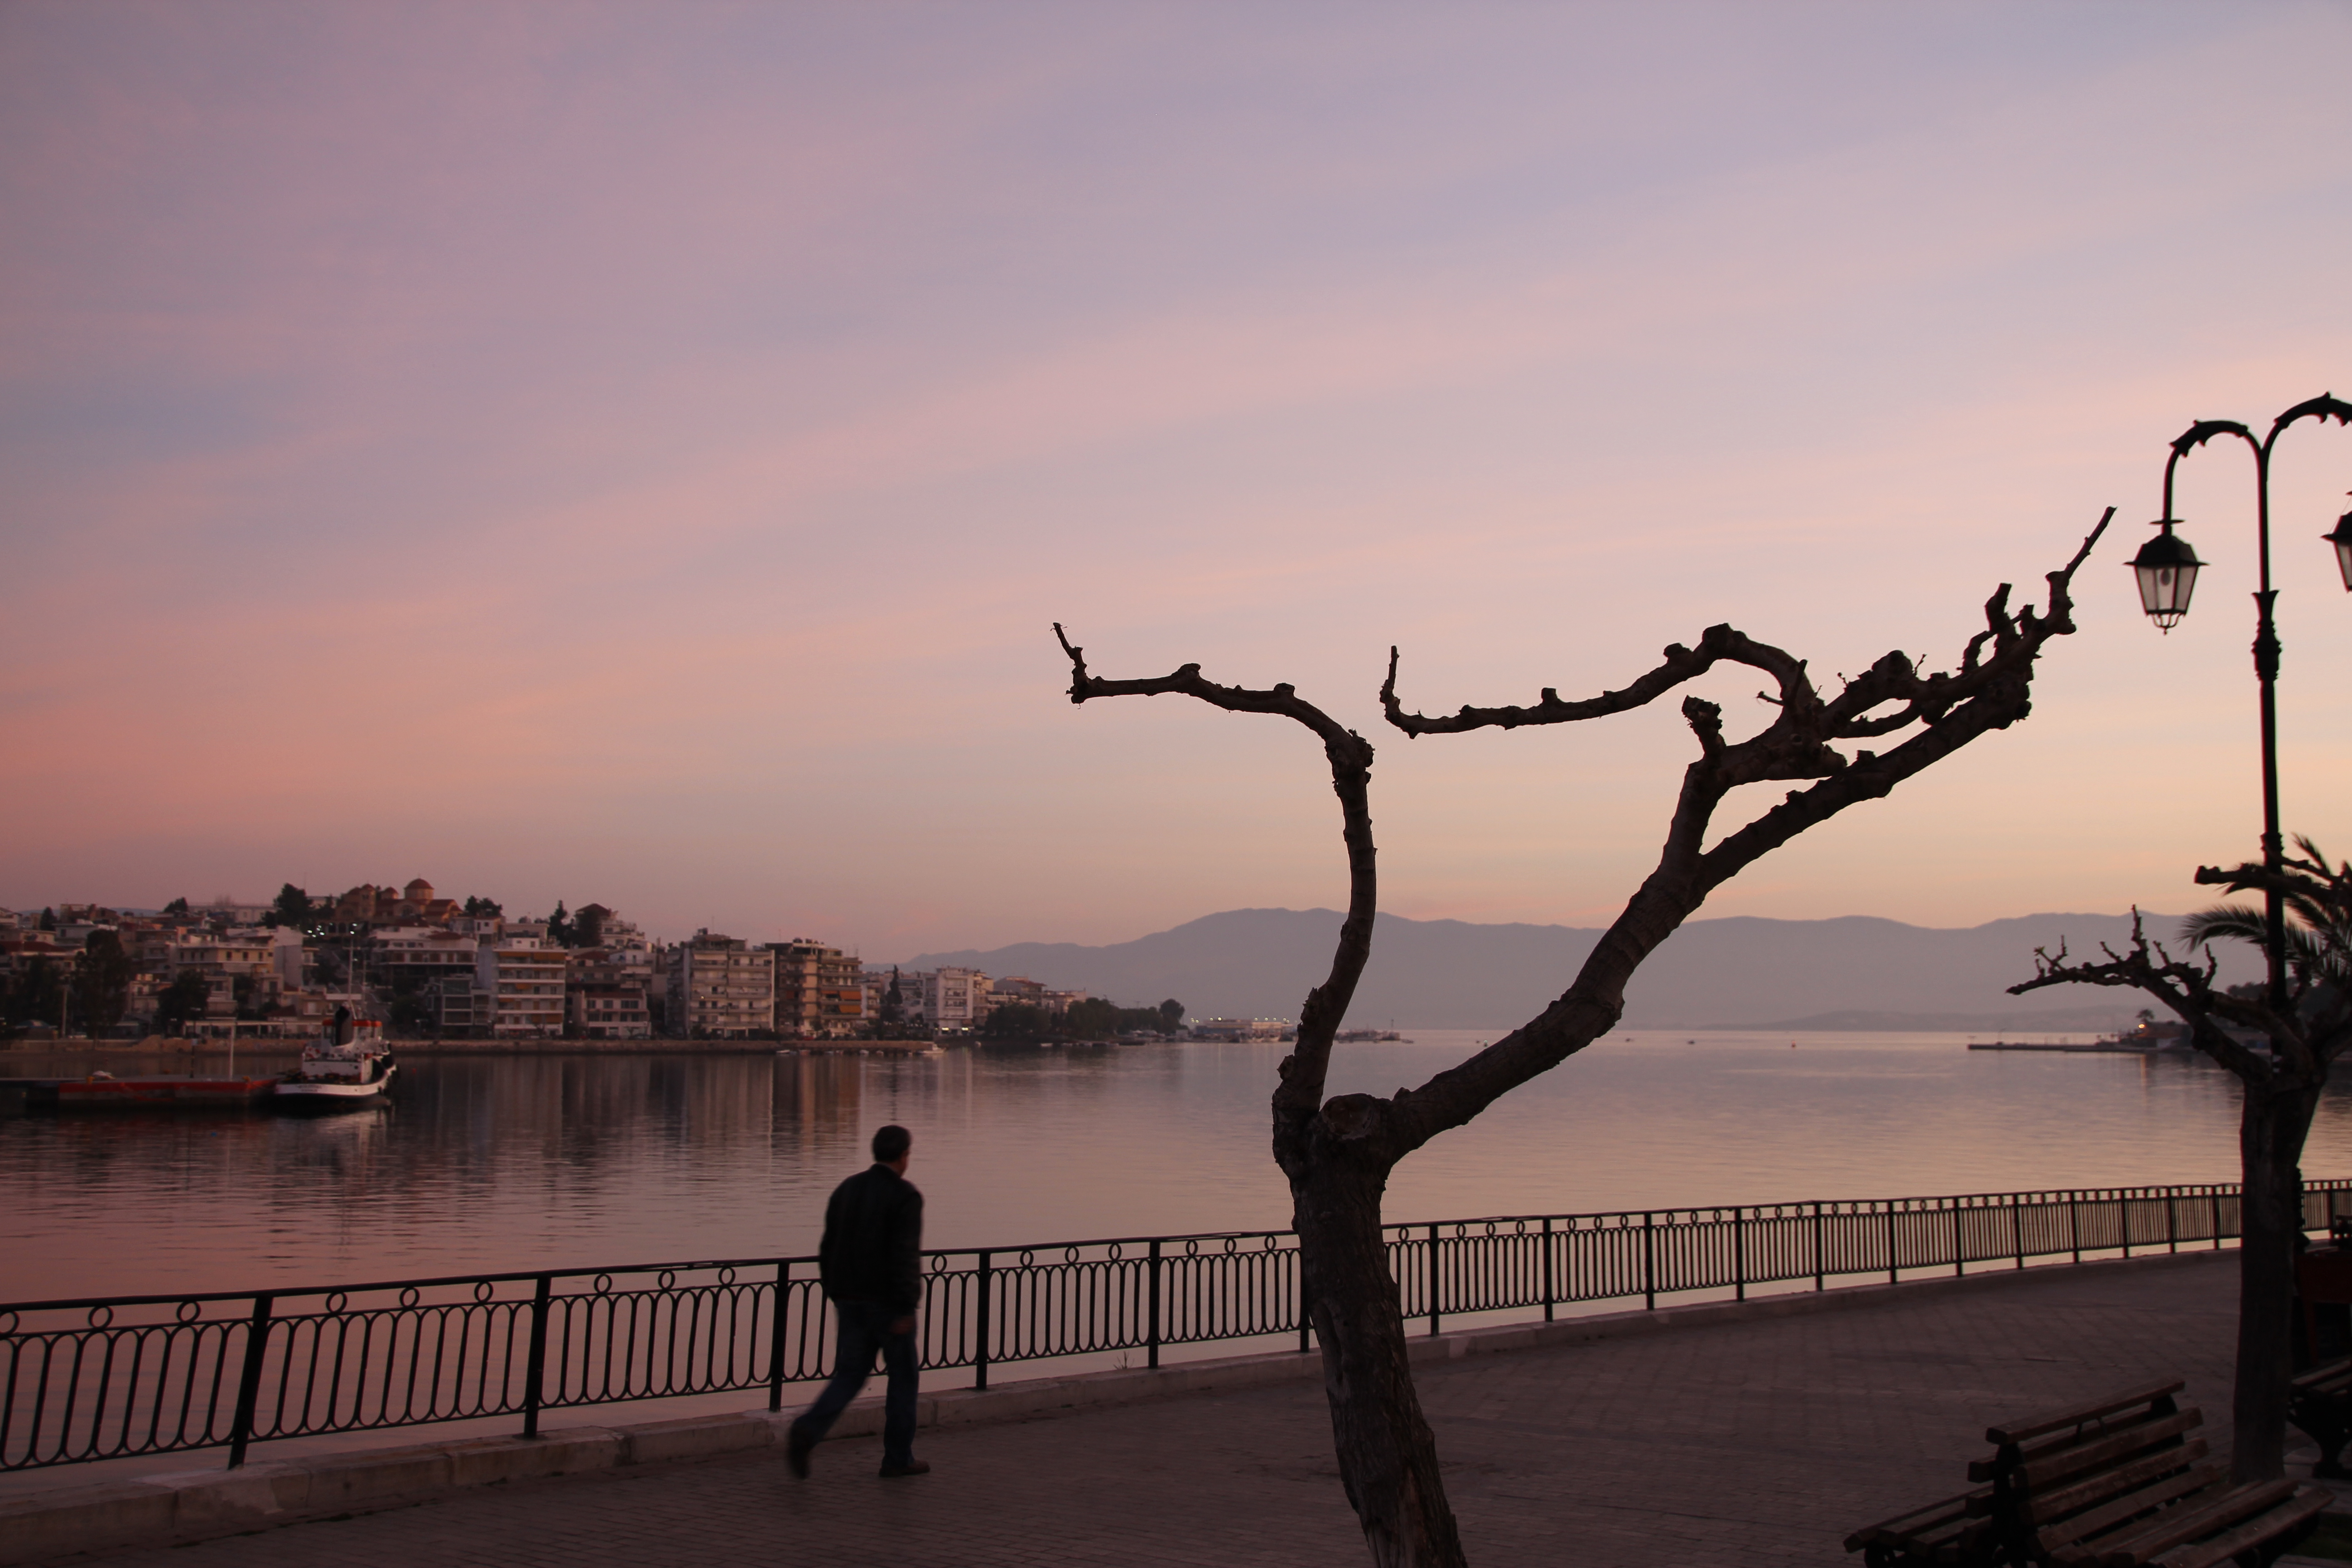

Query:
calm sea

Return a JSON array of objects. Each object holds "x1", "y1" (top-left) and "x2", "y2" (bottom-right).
[{"x1": 8, "y1": 1029, "x2": 2351, "y2": 1304}]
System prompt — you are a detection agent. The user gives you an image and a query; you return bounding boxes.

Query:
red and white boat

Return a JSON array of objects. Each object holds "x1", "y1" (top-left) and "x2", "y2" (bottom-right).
[{"x1": 273, "y1": 1010, "x2": 397, "y2": 1107}]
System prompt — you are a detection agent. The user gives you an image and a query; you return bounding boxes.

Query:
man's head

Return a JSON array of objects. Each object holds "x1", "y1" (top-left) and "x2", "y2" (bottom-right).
[{"x1": 871, "y1": 1124, "x2": 912, "y2": 1171}]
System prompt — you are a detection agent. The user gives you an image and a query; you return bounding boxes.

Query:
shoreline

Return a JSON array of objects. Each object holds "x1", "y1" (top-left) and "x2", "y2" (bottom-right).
[{"x1": 0, "y1": 1036, "x2": 937, "y2": 1057}]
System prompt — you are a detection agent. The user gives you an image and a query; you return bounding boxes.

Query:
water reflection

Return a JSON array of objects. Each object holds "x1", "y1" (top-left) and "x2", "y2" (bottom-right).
[{"x1": 4, "y1": 1032, "x2": 2348, "y2": 1303}]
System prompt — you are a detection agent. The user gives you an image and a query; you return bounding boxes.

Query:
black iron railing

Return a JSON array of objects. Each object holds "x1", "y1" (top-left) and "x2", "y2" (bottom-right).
[{"x1": 6, "y1": 1178, "x2": 2347, "y2": 1473}]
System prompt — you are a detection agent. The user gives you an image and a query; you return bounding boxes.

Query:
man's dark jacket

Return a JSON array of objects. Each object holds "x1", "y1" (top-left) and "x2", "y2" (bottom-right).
[{"x1": 818, "y1": 1164, "x2": 924, "y2": 1313}]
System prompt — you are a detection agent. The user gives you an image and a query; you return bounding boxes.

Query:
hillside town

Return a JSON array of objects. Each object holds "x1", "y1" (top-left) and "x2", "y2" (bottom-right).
[{"x1": 0, "y1": 877, "x2": 1232, "y2": 1043}]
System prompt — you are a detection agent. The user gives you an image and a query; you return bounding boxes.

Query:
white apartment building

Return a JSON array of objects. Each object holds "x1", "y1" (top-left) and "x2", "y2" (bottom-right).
[
  {"x1": 367, "y1": 926, "x2": 477, "y2": 983},
  {"x1": 884, "y1": 966, "x2": 988, "y2": 1031},
  {"x1": 140, "y1": 929, "x2": 284, "y2": 1018},
  {"x1": 670, "y1": 932, "x2": 775, "y2": 1038},
  {"x1": 478, "y1": 936, "x2": 567, "y2": 1036}
]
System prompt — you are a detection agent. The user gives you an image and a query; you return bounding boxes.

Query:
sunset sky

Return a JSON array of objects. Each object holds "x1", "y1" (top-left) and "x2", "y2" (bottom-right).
[{"x1": 4, "y1": 2, "x2": 2349, "y2": 960}]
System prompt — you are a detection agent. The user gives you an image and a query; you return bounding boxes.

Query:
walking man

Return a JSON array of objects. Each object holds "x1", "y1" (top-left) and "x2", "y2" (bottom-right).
[{"x1": 787, "y1": 1123, "x2": 927, "y2": 1479}]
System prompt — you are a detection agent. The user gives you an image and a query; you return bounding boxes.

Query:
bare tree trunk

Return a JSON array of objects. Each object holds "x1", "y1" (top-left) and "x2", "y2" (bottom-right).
[
  {"x1": 1295, "y1": 1152, "x2": 1465, "y2": 1568},
  {"x1": 1054, "y1": 518, "x2": 2107, "y2": 1566},
  {"x1": 2235, "y1": 1076, "x2": 2322, "y2": 1481}
]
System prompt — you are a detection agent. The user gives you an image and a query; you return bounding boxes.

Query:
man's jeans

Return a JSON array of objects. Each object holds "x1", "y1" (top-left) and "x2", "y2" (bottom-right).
[{"x1": 790, "y1": 1300, "x2": 917, "y2": 1469}]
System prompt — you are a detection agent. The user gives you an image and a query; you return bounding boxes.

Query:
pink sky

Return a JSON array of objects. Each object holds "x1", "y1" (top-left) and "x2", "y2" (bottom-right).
[{"x1": 3, "y1": 2, "x2": 2349, "y2": 958}]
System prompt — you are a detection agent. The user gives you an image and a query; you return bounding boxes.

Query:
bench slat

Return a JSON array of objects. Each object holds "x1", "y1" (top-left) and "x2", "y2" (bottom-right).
[
  {"x1": 1974, "y1": 1406, "x2": 2190, "y2": 1485},
  {"x1": 2146, "y1": 1486, "x2": 2328, "y2": 1568},
  {"x1": 2290, "y1": 1354, "x2": 2352, "y2": 1396},
  {"x1": 2029, "y1": 1456, "x2": 2224, "y2": 1552},
  {"x1": 1986, "y1": 1381, "x2": 2185, "y2": 1445},
  {"x1": 1844, "y1": 1491, "x2": 1981, "y2": 1552},
  {"x1": 2078, "y1": 1478, "x2": 2298, "y2": 1568},
  {"x1": 1979, "y1": 1409, "x2": 2201, "y2": 1489},
  {"x1": 2024, "y1": 1437, "x2": 2210, "y2": 1525}
]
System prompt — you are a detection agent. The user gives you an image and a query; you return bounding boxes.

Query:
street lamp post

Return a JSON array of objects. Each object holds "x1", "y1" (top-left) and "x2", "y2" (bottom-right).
[{"x1": 2128, "y1": 393, "x2": 2352, "y2": 1013}]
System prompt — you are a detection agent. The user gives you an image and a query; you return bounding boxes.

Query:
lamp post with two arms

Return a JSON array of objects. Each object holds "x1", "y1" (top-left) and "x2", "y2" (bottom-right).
[{"x1": 2128, "y1": 392, "x2": 2352, "y2": 1013}]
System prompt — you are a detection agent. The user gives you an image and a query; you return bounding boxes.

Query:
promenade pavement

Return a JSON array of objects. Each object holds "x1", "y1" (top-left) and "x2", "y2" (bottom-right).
[{"x1": 65, "y1": 1253, "x2": 2252, "y2": 1567}]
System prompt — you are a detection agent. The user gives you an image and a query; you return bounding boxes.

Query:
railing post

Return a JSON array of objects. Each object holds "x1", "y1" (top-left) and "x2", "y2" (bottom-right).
[
  {"x1": 1148, "y1": 1240, "x2": 1163, "y2": 1370},
  {"x1": 1886, "y1": 1205, "x2": 1899, "y2": 1285},
  {"x1": 2011, "y1": 1196, "x2": 2025, "y2": 1270},
  {"x1": 522, "y1": 1274, "x2": 552, "y2": 1438},
  {"x1": 1733, "y1": 1209, "x2": 1746, "y2": 1302},
  {"x1": 1427, "y1": 1224, "x2": 1440, "y2": 1337},
  {"x1": 767, "y1": 1262, "x2": 790, "y2": 1411},
  {"x1": 1952, "y1": 1201, "x2": 1965, "y2": 1278},
  {"x1": 2071, "y1": 1192, "x2": 2082, "y2": 1264},
  {"x1": 1541, "y1": 1216, "x2": 1555, "y2": 1322},
  {"x1": 974, "y1": 1252, "x2": 992, "y2": 1392},
  {"x1": 2121, "y1": 1192, "x2": 2132, "y2": 1258},
  {"x1": 2213, "y1": 1189, "x2": 2224, "y2": 1251},
  {"x1": 1297, "y1": 1238, "x2": 1311, "y2": 1356},
  {"x1": 1813, "y1": 1205, "x2": 1824, "y2": 1293},
  {"x1": 226, "y1": 1294, "x2": 274, "y2": 1470},
  {"x1": 1642, "y1": 1213, "x2": 1656, "y2": 1311},
  {"x1": 2166, "y1": 1190, "x2": 2179, "y2": 1254}
]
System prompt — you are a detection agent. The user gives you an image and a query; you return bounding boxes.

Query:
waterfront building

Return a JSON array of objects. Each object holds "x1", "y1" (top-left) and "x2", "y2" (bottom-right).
[
  {"x1": 138, "y1": 929, "x2": 284, "y2": 1019},
  {"x1": 990, "y1": 975, "x2": 1088, "y2": 1016},
  {"x1": 768, "y1": 938, "x2": 866, "y2": 1038},
  {"x1": 669, "y1": 931, "x2": 775, "y2": 1038},
  {"x1": 893, "y1": 966, "x2": 988, "y2": 1031},
  {"x1": 365, "y1": 926, "x2": 478, "y2": 988},
  {"x1": 568, "y1": 947, "x2": 652, "y2": 1039},
  {"x1": 477, "y1": 935, "x2": 567, "y2": 1037},
  {"x1": 428, "y1": 973, "x2": 496, "y2": 1036}
]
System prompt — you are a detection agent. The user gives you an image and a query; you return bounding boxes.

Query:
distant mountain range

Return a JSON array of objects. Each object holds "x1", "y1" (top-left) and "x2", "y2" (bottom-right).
[{"x1": 901, "y1": 909, "x2": 2258, "y2": 1032}]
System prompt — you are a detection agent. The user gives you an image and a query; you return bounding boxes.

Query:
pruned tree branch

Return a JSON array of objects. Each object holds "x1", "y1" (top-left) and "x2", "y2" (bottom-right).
[
  {"x1": 1052, "y1": 622, "x2": 1375, "y2": 1148},
  {"x1": 2008, "y1": 912, "x2": 2286, "y2": 1082},
  {"x1": 1372, "y1": 510, "x2": 2113, "y2": 1156}
]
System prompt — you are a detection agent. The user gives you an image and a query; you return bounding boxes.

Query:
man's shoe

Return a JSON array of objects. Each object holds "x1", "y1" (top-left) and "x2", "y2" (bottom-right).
[
  {"x1": 878, "y1": 1460, "x2": 931, "y2": 1478},
  {"x1": 785, "y1": 1426, "x2": 814, "y2": 1480}
]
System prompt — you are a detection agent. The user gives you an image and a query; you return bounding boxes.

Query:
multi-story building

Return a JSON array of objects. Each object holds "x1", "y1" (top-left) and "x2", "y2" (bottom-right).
[
  {"x1": 668, "y1": 932, "x2": 775, "y2": 1038},
  {"x1": 989, "y1": 976, "x2": 1088, "y2": 1016},
  {"x1": 430, "y1": 974, "x2": 496, "y2": 1036},
  {"x1": 137, "y1": 929, "x2": 285, "y2": 1019},
  {"x1": 568, "y1": 947, "x2": 652, "y2": 1039},
  {"x1": 366, "y1": 926, "x2": 479, "y2": 990},
  {"x1": 769, "y1": 939, "x2": 866, "y2": 1038},
  {"x1": 889, "y1": 966, "x2": 988, "y2": 1032},
  {"x1": 324, "y1": 878, "x2": 462, "y2": 929},
  {"x1": 477, "y1": 936, "x2": 567, "y2": 1037}
]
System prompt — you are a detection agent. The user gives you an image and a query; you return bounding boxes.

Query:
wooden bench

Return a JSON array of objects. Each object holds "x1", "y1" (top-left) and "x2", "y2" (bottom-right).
[
  {"x1": 1847, "y1": 1381, "x2": 2329, "y2": 1568},
  {"x1": 1844, "y1": 1483, "x2": 1996, "y2": 1567},
  {"x1": 2289, "y1": 1356, "x2": 2352, "y2": 1479}
]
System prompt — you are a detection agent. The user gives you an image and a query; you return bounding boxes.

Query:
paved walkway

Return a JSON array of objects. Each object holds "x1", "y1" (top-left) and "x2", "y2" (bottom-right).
[{"x1": 71, "y1": 1254, "x2": 2254, "y2": 1567}]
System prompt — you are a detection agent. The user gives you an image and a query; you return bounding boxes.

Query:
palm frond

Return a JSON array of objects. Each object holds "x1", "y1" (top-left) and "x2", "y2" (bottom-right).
[{"x1": 2182, "y1": 904, "x2": 2268, "y2": 950}]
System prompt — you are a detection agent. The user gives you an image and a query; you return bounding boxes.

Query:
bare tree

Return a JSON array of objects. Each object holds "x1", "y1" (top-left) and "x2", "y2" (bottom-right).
[
  {"x1": 1053, "y1": 510, "x2": 2109, "y2": 1568},
  {"x1": 2012, "y1": 840, "x2": 2352, "y2": 1482}
]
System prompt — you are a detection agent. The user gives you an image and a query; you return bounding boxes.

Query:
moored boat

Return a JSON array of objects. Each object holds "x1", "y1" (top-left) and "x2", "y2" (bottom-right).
[
  {"x1": 274, "y1": 1009, "x2": 397, "y2": 1108},
  {"x1": 4, "y1": 1071, "x2": 280, "y2": 1110}
]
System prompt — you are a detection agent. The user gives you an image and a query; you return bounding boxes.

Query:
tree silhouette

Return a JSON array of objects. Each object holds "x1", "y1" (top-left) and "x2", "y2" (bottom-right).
[
  {"x1": 1054, "y1": 511, "x2": 2110, "y2": 1567},
  {"x1": 72, "y1": 930, "x2": 136, "y2": 1039},
  {"x1": 2013, "y1": 837, "x2": 2352, "y2": 1482}
]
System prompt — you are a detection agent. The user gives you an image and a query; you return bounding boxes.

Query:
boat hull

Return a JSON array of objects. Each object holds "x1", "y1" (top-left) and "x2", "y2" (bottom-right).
[
  {"x1": 272, "y1": 1064, "x2": 397, "y2": 1108},
  {"x1": 4, "y1": 1077, "x2": 280, "y2": 1110}
]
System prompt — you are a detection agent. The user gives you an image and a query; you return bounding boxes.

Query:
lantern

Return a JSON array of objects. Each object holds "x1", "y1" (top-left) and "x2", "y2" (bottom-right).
[{"x1": 2130, "y1": 521, "x2": 2202, "y2": 631}]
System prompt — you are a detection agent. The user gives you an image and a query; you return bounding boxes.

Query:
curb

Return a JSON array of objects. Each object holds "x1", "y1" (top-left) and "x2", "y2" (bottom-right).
[{"x1": 0, "y1": 1248, "x2": 2227, "y2": 1563}]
